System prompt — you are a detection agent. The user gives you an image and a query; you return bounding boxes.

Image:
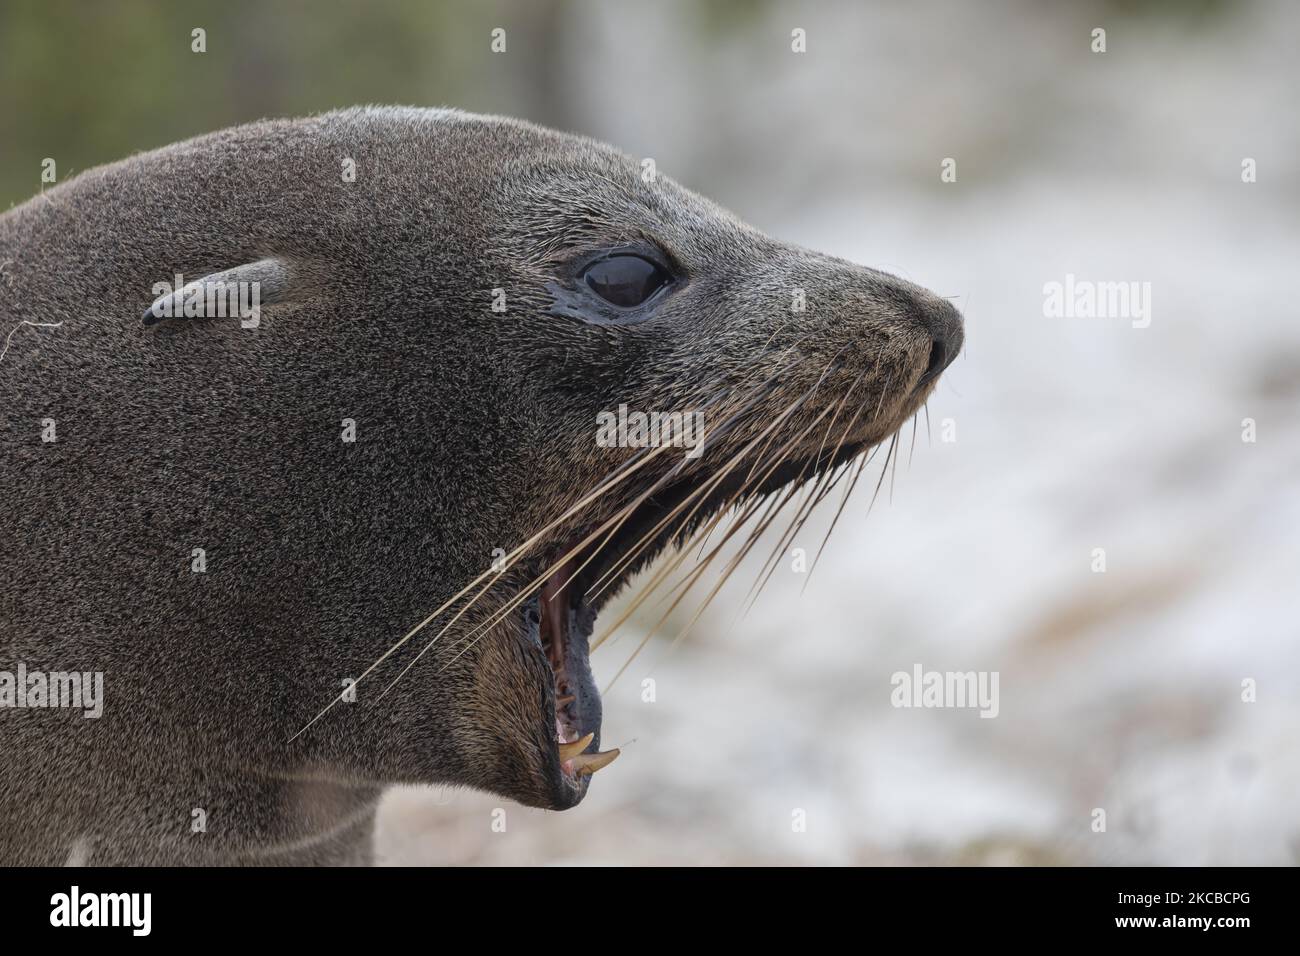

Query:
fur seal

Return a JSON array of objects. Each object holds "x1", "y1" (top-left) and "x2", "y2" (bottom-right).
[{"x1": 0, "y1": 107, "x2": 962, "y2": 865}]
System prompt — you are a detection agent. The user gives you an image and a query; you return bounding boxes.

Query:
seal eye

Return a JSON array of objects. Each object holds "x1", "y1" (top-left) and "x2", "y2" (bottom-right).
[{"x1": 582, "y1": 255, "x2": 669, "y2": 308}]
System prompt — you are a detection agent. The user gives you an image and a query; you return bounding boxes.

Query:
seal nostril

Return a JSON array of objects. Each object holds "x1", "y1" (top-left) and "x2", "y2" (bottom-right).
[{"x1": 919, "y1": 339, "x2": 949, "y2": 386}]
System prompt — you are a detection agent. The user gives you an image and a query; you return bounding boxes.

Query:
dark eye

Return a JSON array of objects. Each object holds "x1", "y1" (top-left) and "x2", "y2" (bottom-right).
[{"x1": 582, "y1": 254, "x2": 670, "y2": 308}]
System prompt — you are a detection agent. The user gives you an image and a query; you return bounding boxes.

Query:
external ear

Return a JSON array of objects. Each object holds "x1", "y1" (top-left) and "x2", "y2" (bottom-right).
[{"x1": 142, "y1": 257, "x2": 293, "y2": 326}]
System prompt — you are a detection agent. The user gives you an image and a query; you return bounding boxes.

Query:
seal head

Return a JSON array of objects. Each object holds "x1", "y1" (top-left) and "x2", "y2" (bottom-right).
[{"x1": 0, "y1": 107, "x2": 960, "y2": 861}]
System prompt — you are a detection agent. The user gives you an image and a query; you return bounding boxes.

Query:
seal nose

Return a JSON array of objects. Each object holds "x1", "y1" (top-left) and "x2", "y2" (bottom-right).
[{"x1": 915, "y1": 295, "x2": 964, "y2": 387}]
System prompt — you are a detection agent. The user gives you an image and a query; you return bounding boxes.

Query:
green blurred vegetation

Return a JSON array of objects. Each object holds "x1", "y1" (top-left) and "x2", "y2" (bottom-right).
[{"x1": 0, "y1": 0, "x2": 588, "y2": 209}]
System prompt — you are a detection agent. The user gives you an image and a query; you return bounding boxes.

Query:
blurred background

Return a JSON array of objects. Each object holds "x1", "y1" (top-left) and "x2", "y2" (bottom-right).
[{"x1": 5, "y1": 0, "x2": 1296, "y2": 865}]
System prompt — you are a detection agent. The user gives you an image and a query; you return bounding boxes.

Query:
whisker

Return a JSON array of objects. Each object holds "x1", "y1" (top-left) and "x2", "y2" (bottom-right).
[
  {"x1": 288, "y1": 431, "x2": 682, "y2": 739},
  {"x1": 740, "y1": 365, "x2": 873, "y2": 610},
  {"x1": 597, "y1": 372, "x2": 839, "y2": 684},
  {"x1": 363, "y1": 363, "x2": 784, "y2": 703},
  {"x1": 805, "y1": 448, "x2": 870, "y2": 581},
  {"x1": 867, "y1": 433, "x2": 898, "y2": 518},
  {"x1": 590, "y1": 370, "x2": 832, "y2": 650},
  {"x1": 580, "y1": 360, "x2": 801, "y2": 603},
  {"x1": 427, "y1": 344, "x2": 823, "y2": 682}
]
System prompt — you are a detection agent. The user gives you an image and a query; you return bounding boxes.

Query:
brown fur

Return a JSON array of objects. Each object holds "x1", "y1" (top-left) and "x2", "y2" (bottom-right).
[{"x1": 0, "y1": 107, "x2": 960, "y2": 864}]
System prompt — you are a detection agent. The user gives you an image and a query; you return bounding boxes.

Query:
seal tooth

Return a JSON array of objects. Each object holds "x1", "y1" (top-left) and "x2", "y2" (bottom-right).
[
  {"x1": 571, "y1": 749, "x2": 620, "y2": 776},
  {"x1": 558, "y1": 733, "x2": 594, "y2": 761}
]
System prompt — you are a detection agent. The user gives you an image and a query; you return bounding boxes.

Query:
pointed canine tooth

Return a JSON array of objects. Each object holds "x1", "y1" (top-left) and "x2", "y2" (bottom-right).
[
  {"x1": 556, "y1": 695, "x2": 575, "y2": 706},
  {"x1": 557, "y1": 733, "x2": 594, "y2": 762},
  {"x1": 571, "y1": 749, "x2": 620, "y2": 776}
]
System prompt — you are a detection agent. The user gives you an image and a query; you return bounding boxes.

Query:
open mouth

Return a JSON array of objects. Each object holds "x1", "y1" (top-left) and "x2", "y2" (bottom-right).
[{"x1": 521, "y1": 434, "x2": 874, "y2": 807}]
